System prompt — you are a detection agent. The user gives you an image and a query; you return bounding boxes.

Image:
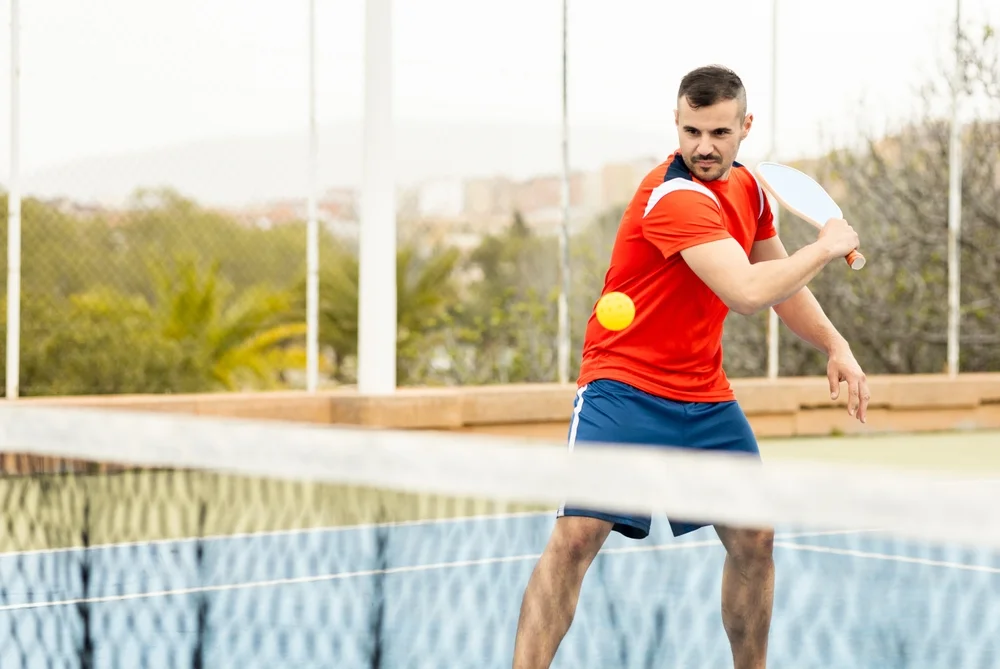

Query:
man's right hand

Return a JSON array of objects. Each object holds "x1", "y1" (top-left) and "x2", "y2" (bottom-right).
[{"x1": 817, "y1": 218, "x2": 860, "y2": 259}]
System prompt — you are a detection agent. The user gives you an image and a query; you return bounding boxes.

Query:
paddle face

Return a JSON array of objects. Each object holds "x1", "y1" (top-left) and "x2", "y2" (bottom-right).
[
  {"x1": 754, "y1": 161, "x2": 865, "y2": 271},
  {"x1": 755, "y1": 162, "x2": 842, "y2": 226}
]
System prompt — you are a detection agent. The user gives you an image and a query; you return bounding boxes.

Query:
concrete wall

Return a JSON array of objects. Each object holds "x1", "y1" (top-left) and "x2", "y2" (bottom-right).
[{"x1": 18, "y1": 373, "x2": 1000, "y2": 441}]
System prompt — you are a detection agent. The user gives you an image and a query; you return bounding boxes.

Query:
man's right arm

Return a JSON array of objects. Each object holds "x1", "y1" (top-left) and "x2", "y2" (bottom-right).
[
  {"x1": 640, "y1": 184, "x2": 859, "y2": 316},
  {"x1": 679, "y1": 237, "x2": 837, "y2": 316}
]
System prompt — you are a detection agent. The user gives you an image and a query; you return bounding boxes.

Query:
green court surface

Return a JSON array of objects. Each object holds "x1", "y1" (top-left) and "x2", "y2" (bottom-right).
[
  {"x1": 0, "y1": 429, "x2": 996, "y2": 554},
  {"x1": 760, "y1": 429, "x2": 1000, "y2": 473}
]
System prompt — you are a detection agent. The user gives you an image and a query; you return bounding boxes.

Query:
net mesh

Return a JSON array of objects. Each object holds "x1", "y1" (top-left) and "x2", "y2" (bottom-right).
[{"x1": 0, "y1": 403, "x2": 998, "y2": 668}]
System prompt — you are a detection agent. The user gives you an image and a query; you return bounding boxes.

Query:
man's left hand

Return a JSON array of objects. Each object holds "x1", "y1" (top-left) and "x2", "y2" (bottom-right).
[{"x1": 827, "y1": 345, "x2": 869, "y2": 423}]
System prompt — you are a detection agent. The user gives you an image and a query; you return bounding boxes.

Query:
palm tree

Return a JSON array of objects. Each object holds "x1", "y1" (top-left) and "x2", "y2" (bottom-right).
[
  {"x1": 149, "y1": 257, "x2": 306, "y2": 390},
  {"x1": 303, "y1": 242, "x2": 460, "y2": 385}
]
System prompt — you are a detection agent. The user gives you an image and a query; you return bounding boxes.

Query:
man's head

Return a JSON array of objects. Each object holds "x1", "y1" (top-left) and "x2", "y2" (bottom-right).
[{"x1": 674, "y1": 65, "x2": 752, "y2": 182}]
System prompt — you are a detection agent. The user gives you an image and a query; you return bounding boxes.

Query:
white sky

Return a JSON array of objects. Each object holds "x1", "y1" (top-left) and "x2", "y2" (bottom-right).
[{"x1": 0, "y1": 0, "x2": 997, "y2": 193}]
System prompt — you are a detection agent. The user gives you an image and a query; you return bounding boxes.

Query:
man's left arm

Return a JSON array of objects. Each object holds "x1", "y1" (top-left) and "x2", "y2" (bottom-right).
[{"x1": 750, "y1": 235, "x2": 870, "y2": 423}]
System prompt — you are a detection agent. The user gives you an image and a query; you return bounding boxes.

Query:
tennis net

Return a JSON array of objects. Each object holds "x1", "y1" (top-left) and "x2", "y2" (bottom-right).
[{"x1": 0, "y1": 402, "x2": 997, "y2": 668}]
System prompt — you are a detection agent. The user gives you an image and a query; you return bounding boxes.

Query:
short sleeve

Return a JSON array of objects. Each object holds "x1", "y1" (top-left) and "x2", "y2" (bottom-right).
[
  {"x1": 754, "y1": 186, "x2": 777, "y2": 242},
  {"x1": 641, "y1": 181, "x2": 731, "y2": 258}
]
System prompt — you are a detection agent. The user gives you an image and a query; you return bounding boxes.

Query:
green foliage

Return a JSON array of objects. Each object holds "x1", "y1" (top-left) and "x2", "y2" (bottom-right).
[
  {"x1": 299, "y1": 239, "x2": 462, "y2": 385},
  {"x1": 5, "y1": 292, "x2": 199, "y2": 396},
  {"x1": 149, "y1": 258, "x2": 306, "y2": 390},
  {"x1": 436, "y1": 217, "x2": 561, "y2": 385},
  {"x1": 0, "y1": 190, "x2": 307, "y2": 396}
]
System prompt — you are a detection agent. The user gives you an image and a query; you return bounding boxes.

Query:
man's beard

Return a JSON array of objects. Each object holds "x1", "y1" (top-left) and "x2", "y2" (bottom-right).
[{"x1": 686, "y1": 153, "x2": 726, "y2": 181}]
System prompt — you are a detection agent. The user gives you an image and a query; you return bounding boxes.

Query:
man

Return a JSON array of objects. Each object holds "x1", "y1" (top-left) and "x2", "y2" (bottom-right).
[{"x1": 511, "y1": 65, "x2": 870, "y2": 669}]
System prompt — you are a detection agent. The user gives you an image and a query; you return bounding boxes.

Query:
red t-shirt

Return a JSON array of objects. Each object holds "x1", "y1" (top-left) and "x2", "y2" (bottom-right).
[{"x1": 577, "y1": 151, "x2": 776, "y2": 402}]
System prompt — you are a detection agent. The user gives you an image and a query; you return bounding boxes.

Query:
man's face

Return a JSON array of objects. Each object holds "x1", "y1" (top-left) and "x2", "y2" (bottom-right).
[{"x1": 674, "y1": 96, "x2": 752, "y2": 182}]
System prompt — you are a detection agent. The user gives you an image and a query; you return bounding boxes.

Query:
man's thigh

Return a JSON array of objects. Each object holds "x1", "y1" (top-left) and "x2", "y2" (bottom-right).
[
  {"x1": 546, "y1": 515, "x2": 615, "y2": 564},
  {"x1": 682, "y1": 398, "x2": 761, "y2": 456},
  {"x1": 557, "y1": 379, "x2": 690, "y2": 540},
  {"x1": 715, "y1": 525, "x2": 776, "y2": 562},
  {"x1": 558, "y1": 381, "x2": 763, "y2": 539},
  {"x1": 668, "y1": 399, "x2": 763, "y2": 536}
]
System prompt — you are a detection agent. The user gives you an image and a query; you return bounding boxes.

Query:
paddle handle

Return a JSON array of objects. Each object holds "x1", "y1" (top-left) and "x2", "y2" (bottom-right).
[{"x1": 846, "y1": 249, "x2": 865, "y2": 270}]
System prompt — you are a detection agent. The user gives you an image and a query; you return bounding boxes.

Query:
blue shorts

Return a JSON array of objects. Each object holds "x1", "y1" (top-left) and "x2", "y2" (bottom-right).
[{"x1": 557, "y1": 378, "x2": 760, "y2": 540}]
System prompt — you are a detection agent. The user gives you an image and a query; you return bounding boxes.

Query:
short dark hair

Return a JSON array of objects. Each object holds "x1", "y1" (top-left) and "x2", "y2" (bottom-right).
[{"x1": 677, "y1": 65, "x2": 746, "y2": 115}]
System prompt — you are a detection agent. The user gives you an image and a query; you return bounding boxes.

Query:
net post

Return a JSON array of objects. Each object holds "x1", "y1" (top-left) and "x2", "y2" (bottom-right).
[
  {"x1": 765, "y1": 0, "x2": 780, "y2": 381},
  {"x1": 557, "y1": 0, "x2": 571, "y2": 386},
  {"x1": 357, "y1": 0, "x2": 397, "y2": 395},
  {"x1": 946, "y1": 0, "x2": 963, "y2": 378},
  {"x1": 306, "y1": 0, "x2": 320, "y2": 393},
  {"x1": 6, "y1": 0, "x2": 21, "y2": 401}
]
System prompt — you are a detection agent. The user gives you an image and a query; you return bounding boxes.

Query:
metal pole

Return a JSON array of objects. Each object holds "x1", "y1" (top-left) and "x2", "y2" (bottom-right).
[
  {"x1": 6, "y1": 0, "x2": 21, "y2": 400},
  {"x1": 357, "y1": 0, "x2": 397, "y2": 394},
  {"x1": 946, "y1": 0, "x2": 962, "y2": 377},
  {"x1": 765, "y1": 0, "x2": 780, "y2": 380},
  {"x1": 557, "y1": 0, "x2": 571, "y2": 385},
  {"x1": 306, "y1": 0, "x2": 320, "y2": 392}
]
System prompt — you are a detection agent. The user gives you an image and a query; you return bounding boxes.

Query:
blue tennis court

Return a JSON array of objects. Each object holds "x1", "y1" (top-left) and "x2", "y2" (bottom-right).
[{"x1": 1, "y1": 507, "x2": 998, "y2": 668}]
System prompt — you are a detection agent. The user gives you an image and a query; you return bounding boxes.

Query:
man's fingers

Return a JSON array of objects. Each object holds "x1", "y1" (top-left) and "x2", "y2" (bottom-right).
[
  {"x1": 828, "y1": 359, "x2": 869, "y2": 423},
  {"x1": 857, "y1": 377, "x2": 871, "y2": 424},
  {"x1": 829, "y1": 371, "x2": 840, "y2": 400},
  {"x1": 847, "y1": 378, "x2": 861, "y2": 417}
]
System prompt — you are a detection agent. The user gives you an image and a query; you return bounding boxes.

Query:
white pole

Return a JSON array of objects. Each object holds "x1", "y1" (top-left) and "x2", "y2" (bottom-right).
[
  {"x1": 305, "y1": 0, "x2": 320, "y2": 392},
  {"x1": 557, "y1": 0, "x2": 571, "y2": 385},
  {"x1": 6, "y1": 0, "x2": 21, "y2": 401},
  {"x1": 765, "y1": 0, "x2": 780, "y2": 380},
  {"x1": 357, "y1": 0, "x2": 396, "y2": 395},
  {"x1": 946, "y1": 0, "x2": 962, "y2": 377}
]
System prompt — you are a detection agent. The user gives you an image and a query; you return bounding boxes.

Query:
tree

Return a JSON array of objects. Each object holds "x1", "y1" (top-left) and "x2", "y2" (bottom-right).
[
  {"x1": 1, "y1": 292, "x2": 198, "y2": 396},
  {"x1": 148, "y1": 257, "x2": 306, "y2": 390},
  {"x1": 305, "y1": 241, "x2": 461, "y2": 385},
  {"x1": 0, "y1": 258, "x2": 306, "y2": 396},
  {"x1": 776, "y1": 20, "x2": 1000, "y2": 375},
  {"x1": 438, "y1": 216, "x2": 561, "y2": 385}
]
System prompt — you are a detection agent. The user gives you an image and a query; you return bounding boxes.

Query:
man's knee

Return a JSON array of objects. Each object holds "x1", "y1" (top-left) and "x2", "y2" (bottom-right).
[
  {"x1": 547, "y1": 516, "x2": 612, "y2": 567},
  {"x1": 719, "y1": 527, "x2": 775, "y2": 566}
]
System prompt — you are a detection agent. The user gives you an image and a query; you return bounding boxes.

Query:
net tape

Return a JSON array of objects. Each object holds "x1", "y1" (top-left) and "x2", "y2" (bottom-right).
[{"x1": 0, "y1": 404, "x2": 996, "y2": 549}]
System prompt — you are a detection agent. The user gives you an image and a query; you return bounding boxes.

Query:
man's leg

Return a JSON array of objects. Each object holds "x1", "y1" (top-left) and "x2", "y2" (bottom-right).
[
  {"x1": 714, "y1": 525, "x2": 776, "y2": 669},
  {"x1": 512, "y1": 515, "x2": 613, "y2": 669}
]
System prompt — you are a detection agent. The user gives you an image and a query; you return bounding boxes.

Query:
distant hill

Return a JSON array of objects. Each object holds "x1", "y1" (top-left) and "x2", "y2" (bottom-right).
[{"x1": 17, "y1": 120, "x2": 748, "y2": 208}]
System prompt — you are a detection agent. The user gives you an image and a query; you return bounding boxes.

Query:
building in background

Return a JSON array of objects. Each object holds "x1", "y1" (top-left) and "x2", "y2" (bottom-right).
[{"x1": 208, "y1": 154, "x2": 666, "y2": 249}]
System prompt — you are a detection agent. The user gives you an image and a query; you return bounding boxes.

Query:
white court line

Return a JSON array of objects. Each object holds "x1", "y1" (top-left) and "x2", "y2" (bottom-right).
[
  {"x1": 774, "y1": 541, "x2": 1000, "y2": 574},
  {"x1": 0, "y1": 528, "x2": 948, "y2": 613},
  {"x1": 0, "y1": 538, "x2": 724, "y2": 613},
  {"x1": 773, "y1": 528, "x2": 884, "y2": 540}
]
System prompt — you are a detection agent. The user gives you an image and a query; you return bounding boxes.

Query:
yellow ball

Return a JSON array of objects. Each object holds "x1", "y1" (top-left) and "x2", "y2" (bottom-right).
[{"x1": 595, "y1": 291, "x2": 635, "y2": 331}]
